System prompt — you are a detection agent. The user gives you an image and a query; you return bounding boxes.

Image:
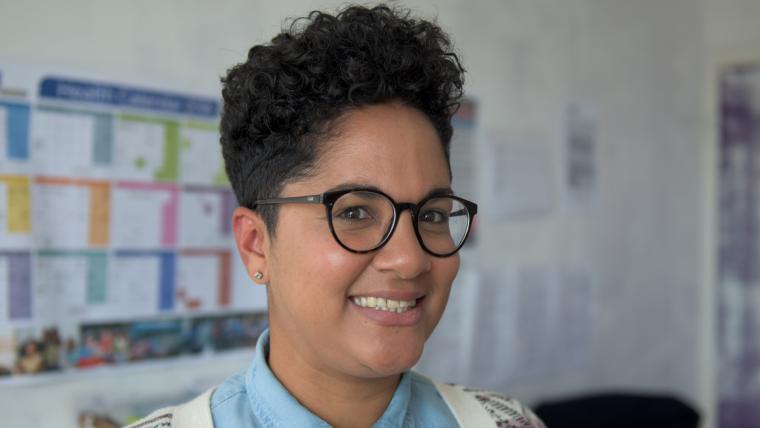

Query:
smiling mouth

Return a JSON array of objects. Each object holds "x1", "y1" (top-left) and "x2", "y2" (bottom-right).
[{"x1": 350, "y1": 296, "x2": 420, "y2": 313}]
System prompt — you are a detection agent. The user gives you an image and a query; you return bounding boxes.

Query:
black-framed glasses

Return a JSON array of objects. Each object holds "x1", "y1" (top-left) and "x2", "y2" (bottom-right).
[{"x1": 253, "y1": 188, "x2": 478, "y2": 257}]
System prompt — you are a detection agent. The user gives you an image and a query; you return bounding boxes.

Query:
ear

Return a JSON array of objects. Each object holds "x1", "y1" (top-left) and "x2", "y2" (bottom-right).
[{"x1": 232, "y1": 206, "x2": 271, "y2": 285}]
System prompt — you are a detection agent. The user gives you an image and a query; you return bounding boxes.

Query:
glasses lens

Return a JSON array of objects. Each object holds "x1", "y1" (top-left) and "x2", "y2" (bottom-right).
[
  {"x1": 417, "y1": 197, "x2": 471, "y2": 255},
  {"x1": 330, "y1": 191, "x2": 395, "y2": 251}
]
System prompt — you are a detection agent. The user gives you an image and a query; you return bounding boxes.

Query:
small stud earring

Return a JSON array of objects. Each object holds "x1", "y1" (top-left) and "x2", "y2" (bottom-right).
[{"x1": 254, "y1": 271, "x2": 264, "y2": 280}]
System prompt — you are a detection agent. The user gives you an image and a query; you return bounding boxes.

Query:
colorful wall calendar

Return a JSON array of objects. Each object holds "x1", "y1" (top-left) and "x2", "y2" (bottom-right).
[{"x1": 0, "y1": 66, "x2": 267, "y2": 377}]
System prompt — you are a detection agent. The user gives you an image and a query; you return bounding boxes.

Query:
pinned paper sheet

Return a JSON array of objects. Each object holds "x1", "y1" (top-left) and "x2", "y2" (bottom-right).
[
  {"x1": 449, "y1": 100, "x2": 478, "y2": 201},
  {"x1": 564, "y1": 105, "x2": 597, "y2": 209},
  {"x1": 513, "y1": 266, "x2": 556, "y2": 378},
  {"x1": 555, "y1": 265, "x2": 594, "y2": 370},
  {"x1": 467, "y1": 267, "x2": 520, "y2": 387},
  {"x1": 512, "y1": 264, "x2": 593, "y2": 380},
  {"x1": 416, "y1": 261, "x2": 481, "y2": 384},
  {"x1": 483, "y1": 133, "x2": 554, "y2": 219}
]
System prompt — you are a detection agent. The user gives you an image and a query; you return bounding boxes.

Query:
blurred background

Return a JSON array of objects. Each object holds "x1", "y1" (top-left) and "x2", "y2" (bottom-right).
[{"x1": 1, "y1": 0, "x2": 759, "y2": 427}]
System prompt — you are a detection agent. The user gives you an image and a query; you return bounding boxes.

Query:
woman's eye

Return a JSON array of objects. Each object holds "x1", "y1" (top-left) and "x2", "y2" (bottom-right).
[
  {"x1": 335, "y1": 206, "x2": 372, "y2": 221},
  {"x1": 421, "y1": 209, "x2": 448, "y2": 223}
]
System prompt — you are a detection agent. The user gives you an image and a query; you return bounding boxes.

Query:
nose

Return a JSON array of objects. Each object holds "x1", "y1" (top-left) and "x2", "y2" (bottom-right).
[{"x1": 371, "y1": 211, "x2": 432, "y2": 279}]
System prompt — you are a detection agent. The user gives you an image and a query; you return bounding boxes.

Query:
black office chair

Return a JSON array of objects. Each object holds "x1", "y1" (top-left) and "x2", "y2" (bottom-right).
[{"x1": 534, "y1": 393, "x2": 699, "y2": 428}]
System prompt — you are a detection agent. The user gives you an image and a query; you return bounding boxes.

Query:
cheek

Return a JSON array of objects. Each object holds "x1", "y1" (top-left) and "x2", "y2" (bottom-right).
[
  {"x1": 324, "y1": 246, "x2": 367, "y2": 278},
  {"x1": 272, "y1": 221, "x2": 369, "y2": 303},
  {"x1": 303, "y1": 230, "x2": 369, "y2": 287},
  {"x1": 435, "y1": 255, "x2": 460, "y2": 289},
  {"x1": 428, "y1": 256, "x2": 460, "y2": 316}
]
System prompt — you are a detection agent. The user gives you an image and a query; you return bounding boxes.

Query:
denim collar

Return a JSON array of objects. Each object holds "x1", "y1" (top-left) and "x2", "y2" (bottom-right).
[{"x1": 245, "y1": 329, "x2": 411, "y2": 427}]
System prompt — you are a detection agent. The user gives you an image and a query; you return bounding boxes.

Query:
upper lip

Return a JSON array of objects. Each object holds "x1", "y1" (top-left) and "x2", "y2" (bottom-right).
[{"x1": 348, "y1": 290, "x2": 426, "y2": 301}]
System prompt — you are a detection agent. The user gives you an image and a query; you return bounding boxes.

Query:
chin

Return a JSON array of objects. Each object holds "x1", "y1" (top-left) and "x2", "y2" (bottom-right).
[{"x1": 362, "y1": 343, "x2": 424, "y2": 377}]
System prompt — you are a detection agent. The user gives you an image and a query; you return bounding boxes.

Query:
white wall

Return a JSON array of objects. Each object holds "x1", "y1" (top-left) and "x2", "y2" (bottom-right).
[
  {"x1": 3, "y1": 1, "x2": 759, "y2": 427},
  {"x1": 410, "y1": 0, "x2": 709, "y2": 418}
]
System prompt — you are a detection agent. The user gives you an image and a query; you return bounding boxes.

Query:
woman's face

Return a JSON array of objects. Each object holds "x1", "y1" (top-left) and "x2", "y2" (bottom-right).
[{"x1": 266, "y1": 102, "x2": 459, "y2": 380}]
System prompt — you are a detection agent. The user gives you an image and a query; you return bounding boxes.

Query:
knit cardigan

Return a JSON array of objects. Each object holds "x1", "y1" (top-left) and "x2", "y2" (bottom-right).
[{"x1": 125, "y1": 378, "x2": 545, "y2": 428}]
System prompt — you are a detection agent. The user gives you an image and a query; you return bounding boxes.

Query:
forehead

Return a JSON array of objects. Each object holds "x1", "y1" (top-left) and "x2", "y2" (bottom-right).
[{"x1": 299, "y1": 102, "x2": 451, "y2": 198}]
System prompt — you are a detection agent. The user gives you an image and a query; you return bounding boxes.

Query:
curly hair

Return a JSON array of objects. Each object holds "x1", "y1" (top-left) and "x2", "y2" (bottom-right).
[{"x1": 220, "y1": 4, "x2": 465, "y2": 233}]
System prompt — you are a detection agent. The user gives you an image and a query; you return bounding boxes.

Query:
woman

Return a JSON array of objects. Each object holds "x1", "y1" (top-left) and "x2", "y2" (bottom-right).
[{"x1": 129, "y1": 5, "x2": 544, "y2": 428}]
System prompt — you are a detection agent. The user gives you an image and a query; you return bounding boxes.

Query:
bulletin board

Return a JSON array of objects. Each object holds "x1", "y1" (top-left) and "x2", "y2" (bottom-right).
[{"x1": 0, "y1": 64, "x2": 268, "y2": 379}]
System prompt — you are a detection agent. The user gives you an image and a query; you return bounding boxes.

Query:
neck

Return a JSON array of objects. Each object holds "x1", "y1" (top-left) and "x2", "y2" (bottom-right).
[{"x1": 268, "y1": 329, "x2": 401, "y2": 428}]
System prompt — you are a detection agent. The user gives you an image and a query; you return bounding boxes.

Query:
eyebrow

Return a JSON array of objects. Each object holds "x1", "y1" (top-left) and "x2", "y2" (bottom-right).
[{"x1": 325, "y1": 182, "x2": 454, "y2": 200}]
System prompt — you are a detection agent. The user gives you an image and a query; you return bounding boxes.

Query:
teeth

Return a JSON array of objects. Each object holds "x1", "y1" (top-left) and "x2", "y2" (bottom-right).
[{"x1": 351, "y1": 295, "x2": 418, "y2": 313}]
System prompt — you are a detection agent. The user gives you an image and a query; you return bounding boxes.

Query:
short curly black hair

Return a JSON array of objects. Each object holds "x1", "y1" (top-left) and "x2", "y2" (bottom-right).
[{"x1": 220, "y1": 4, "x2": 465, "y2": 234}]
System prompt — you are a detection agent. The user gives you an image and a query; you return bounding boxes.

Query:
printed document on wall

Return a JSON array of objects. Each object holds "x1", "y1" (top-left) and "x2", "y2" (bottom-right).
[
  {"x1": 449, "y1": 100, "x2": 477, "y2": 201},
  {"x1": 512, "y1": 264, "x2": 593, "y2": 380},
  {"x1": 467, "y1": 267, "x2": 520, "y2": 389},
  {"x1": 484, "y1": 133, "x2": 553, "y2": 219},
  {"x1": 564, "y1": 105, "x2": 597, "y2": 209},
  {"x1": 416, "y1": 257, "x2": 480, "y2": 384}
]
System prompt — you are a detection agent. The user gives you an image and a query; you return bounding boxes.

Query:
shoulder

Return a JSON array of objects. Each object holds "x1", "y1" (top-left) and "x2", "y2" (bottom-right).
[
  {"x1": 404, "y1": 371, "x2": 460, "y2": 425},
  {"x1": 125, "y1": 387, "x2": 217, "y2": 428},
  {"x1": 429, "y1": 378, "x2": 546, "y2": 428},
  {"x1": 461, "y1": 386, "x2": 546, "y2": 428},
  {"x1": 210, "y1": 371, "x2": 248, "y2": 410},
  {"x1": 123, "y1": 407, "x2": 175, "y2": 428}
]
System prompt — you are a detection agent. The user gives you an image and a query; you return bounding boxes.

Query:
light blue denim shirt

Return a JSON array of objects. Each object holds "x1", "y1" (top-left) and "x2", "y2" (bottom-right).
[{"x1": 210, "y1": 329, "x2": 458, "y2": 427}]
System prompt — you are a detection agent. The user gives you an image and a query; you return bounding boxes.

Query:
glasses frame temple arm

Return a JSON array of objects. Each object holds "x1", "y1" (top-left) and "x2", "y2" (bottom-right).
[{"x1": 252, "y1": 194, "x2": 325, "y2": 207}]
